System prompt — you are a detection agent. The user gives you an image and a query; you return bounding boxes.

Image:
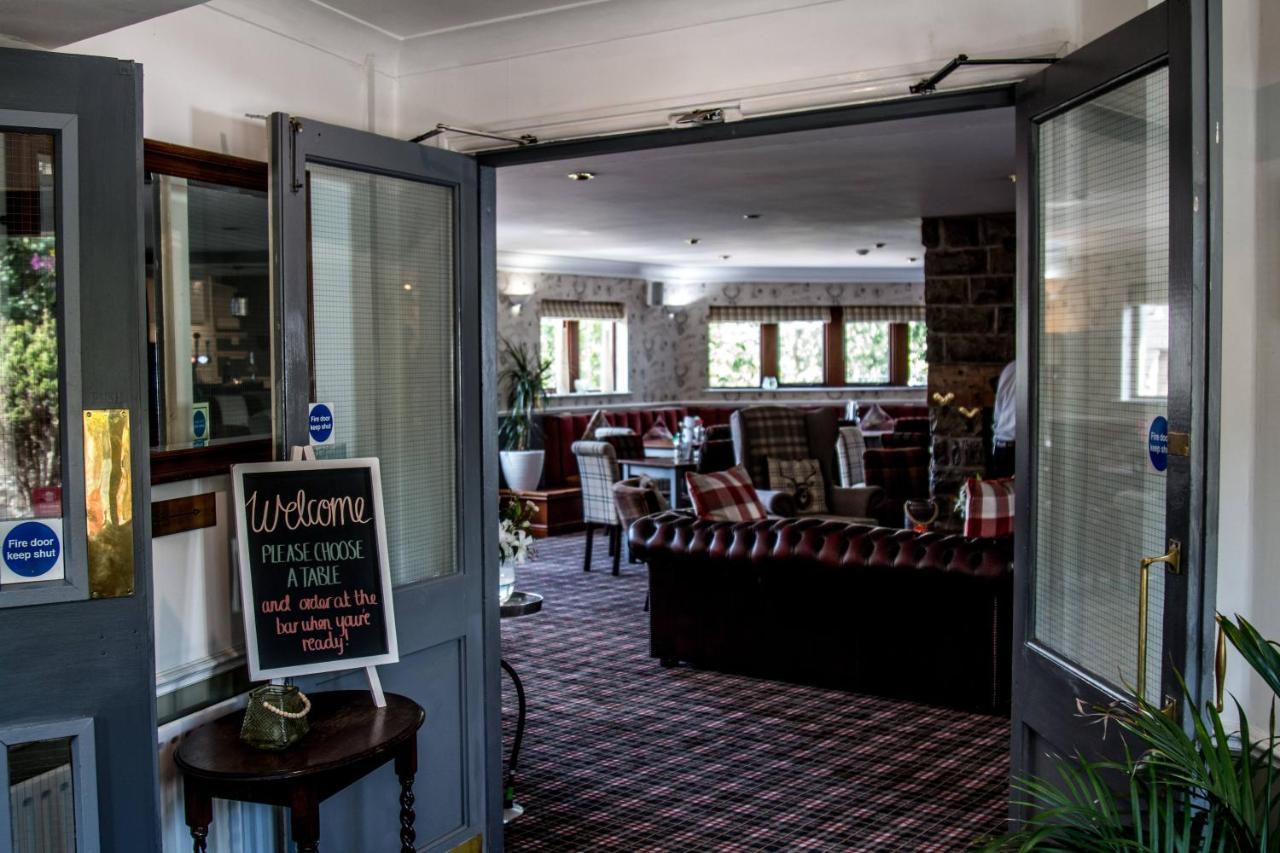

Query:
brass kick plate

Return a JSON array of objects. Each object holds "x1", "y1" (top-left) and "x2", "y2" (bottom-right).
[
  {"x1": 1168, "y1": 431, "x2": 1190, "y2": 457},
  {"x1": 83, "y1": 409, "x2": 134, "y2": 598},
  {"x1": 448, "y1": 834, "x2": 483, "y2": 853}
]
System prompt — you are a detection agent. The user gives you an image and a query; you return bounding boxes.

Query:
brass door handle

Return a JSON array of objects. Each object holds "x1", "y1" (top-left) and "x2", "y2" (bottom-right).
[{"x1": 1136, "y1": 541, "x2": 1181, "y2": 700}]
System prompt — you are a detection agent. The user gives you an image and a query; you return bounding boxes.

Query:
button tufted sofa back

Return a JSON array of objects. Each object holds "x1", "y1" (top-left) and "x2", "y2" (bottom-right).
[{"x1": 630, "y1": 511, "x2": 1013, "y2": 713}]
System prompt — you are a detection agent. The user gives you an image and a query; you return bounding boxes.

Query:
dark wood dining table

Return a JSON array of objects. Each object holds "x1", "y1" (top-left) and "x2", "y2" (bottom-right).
[{"x1": 617, "y1": 457, "x2": 698, "y2": 509}]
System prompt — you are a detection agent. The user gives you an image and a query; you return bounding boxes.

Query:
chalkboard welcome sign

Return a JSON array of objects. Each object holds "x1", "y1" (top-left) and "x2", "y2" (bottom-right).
[{"x1": 231, "y1": 458, "x2": 399, "y2": 681}]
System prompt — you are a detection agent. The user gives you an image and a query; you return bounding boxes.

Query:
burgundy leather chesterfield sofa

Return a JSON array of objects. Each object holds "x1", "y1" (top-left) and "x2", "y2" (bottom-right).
[{"x1": 629, "y1": 512, "x2": 1013, "y2": 714}]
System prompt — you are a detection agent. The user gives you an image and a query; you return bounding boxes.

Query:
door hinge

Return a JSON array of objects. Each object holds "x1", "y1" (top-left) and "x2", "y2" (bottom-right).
[{"x1": 1168, "y1": 431, "x2": 1190, "y2": 457}]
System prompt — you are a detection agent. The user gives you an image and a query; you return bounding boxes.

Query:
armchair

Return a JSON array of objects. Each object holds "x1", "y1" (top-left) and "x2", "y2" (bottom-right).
[{"x1": 729, "y1": 406, "x2": 882, "y2": 523}]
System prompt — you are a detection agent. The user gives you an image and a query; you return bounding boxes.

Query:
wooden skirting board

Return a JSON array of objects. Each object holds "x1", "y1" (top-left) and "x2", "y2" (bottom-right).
[{"x1": 500, "y1": 487, "x2": 584, "y2": 538}]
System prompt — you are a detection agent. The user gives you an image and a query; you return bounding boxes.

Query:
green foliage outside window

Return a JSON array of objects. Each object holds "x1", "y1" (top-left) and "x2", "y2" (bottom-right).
[
  {"x1": 1, "y1": 236, "x2": 60, "y2": 512},
  {"x1": 907, "y1": 320, "x2": 928, "y2": 386},
  {"x1": 577, "y1": 319, "x2": 607, "y2": 392},
  {"x1": 778, "y1": 321, "x2": 824, "y2": 385},
  {"x1": 539, "y1": 320, "x2": 559, "y2": 394},
  {"x1": 844, "y1": 321, "x2": 889, "y2": 384},
  {"x1": 708, "y1": 322, "x2": 760, "y2": 388}
]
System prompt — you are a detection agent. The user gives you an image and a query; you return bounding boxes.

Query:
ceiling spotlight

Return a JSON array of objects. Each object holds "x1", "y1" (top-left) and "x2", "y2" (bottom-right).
[
  {"x1": 909, "y1": 256, "x2": 919, "y2": 263},
  {"x1": 720, "y1": 254, "x2": 732, "y2": 261},
  {"x1": 856, "y1": 248, "x2": 870, "y2": 256},
  {"x1": 567, "y1": 171, "x2": 596, "y2": 181},
  {"x1": 875, "y1": 242, "x2": 886, "y2": 249},
  {"x1": 743, "y1": 213, "x2": 761, "y2": 220},
  {"x1": 686, "y1": 237, "x2": 700, "y2": 245}
]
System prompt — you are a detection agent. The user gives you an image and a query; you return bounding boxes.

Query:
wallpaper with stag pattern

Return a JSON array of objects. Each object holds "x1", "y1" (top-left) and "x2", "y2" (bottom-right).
[{"x1": 497, "y1": 270, "x2": 926, "y2": 411}]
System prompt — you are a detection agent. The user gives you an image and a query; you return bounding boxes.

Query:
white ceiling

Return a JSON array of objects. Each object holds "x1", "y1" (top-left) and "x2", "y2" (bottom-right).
[
  {"x1": 0, "y1": 0, "x2": 204, "y2": 48},
  {"x1": 309, "y1": 0, "x2": 618, "y2": 39},
  {"x1": 496, "y1": 107, "x2": 1015, "y2": 279}
]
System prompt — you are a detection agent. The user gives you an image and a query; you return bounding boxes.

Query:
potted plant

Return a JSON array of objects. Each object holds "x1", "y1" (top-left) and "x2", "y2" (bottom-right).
[
  {"x1": 982, "y1": 614, "x2": 1280, "y2": 851},
  {"x1": 498, "y1": 338, "x2": 551, "y2": 493}
]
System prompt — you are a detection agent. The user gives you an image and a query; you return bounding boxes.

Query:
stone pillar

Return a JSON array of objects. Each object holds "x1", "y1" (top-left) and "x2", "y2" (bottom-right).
[{"x1": 922, "y1": 213, "x2": 1015, "y2": 530}]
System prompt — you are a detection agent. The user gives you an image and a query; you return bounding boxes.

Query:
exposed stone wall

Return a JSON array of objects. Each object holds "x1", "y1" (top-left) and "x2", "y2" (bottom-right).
[{"x1": 922, "y1": 213, "x2": 1016, "y2": 527}]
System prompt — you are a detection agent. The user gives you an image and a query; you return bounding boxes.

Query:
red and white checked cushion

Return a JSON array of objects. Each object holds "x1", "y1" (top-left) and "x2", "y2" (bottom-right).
[
  {"x1": 685, "y1": 466, "x2": 768, "y2": 522},
  {"x1": 962, "y1": 477, "x2": 1015, "y2": 538}
]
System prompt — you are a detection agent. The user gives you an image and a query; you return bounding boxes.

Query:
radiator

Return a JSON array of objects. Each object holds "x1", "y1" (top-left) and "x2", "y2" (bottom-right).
[
  {"x1": 10, "y1": 764, "x2": 74, "y2": 853},
  {"x1": 158, "y1": 696, "x2": 285, "y2": 853}
]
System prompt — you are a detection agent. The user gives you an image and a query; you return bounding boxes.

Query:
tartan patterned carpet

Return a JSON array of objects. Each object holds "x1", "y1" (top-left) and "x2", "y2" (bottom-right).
[{"x1": 502, "y1": 533, "x2": 1010, "y2": 852}]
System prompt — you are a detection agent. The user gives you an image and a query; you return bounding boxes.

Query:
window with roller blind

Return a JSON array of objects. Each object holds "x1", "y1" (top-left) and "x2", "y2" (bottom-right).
[
  {"x1": 539, "y1": 299, "x2": 627, "y2": 395},
  {"x1": 706, "y1": 304, "x2": 926, "y2": 388}
]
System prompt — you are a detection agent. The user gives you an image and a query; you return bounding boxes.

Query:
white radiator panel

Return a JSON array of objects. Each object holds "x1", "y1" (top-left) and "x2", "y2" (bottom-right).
[{"x1": 9, "y1": 765, "x2": 74, "y2": 853}]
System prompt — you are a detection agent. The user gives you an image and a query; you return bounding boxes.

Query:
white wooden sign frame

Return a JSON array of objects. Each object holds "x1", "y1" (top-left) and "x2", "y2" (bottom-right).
[{"x1": 230, "y1": 455, "x2": 400, "y2": 696}]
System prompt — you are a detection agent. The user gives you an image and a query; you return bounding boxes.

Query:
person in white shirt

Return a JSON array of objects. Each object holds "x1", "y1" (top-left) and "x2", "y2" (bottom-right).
[{"x1": 991, "y1": 361, "x2": 1016, "y2": 478}]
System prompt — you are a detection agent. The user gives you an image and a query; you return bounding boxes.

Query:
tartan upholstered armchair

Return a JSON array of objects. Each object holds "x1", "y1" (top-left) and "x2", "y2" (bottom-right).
[
  {"x1": 572, "y1": 439, "x2": 627, "y2": 575},
  {"x1": 729, "y1": 406, "x2": 882, "y2": 523}
]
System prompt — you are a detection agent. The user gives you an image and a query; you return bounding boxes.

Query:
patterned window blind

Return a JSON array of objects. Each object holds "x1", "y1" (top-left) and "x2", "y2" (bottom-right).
[
  {"x1": 842, "y1": 305, "x2": 925, "y2": 322},
  {"x1": 540, "y1": 299, "x2": 624, "y2": 320},
  {"x1": 1032, "y1": 67, "x2": 1170, "y2": 703},
  {"x1": 707, "y1": 305, "x2": 832, "y2": 323},
  {"x1": 308, "y1": 164, "x2": 457, "y2": 587}
]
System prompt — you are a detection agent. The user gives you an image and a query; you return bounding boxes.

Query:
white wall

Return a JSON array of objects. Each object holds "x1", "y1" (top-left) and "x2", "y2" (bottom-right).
[
  {"x1": 59, "y1": 0, "x2": 398, "y2": 160},
  {"x1": 1216, "y1": 0, "x2": 1280, "y2": 728},
  {"x1": 396, "y1": 0, "x2": 1147, "y2": 148}
]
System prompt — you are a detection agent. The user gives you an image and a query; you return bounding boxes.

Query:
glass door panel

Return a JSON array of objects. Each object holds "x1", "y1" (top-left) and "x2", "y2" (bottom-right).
[
  {"x1": 307, "y1": 164, "x2": 458, "y2": 586},
  {"x1": 1, "y1": 130, "x2": 63, "y2": 586},
  {"x1": 1032, "y1": 67, "x2": 1170, "y2": 703}
]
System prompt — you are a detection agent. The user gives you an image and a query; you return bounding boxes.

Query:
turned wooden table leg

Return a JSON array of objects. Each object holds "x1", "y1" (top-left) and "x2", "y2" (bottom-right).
[
  {"x1": 183, "y1": 780, "x2": 213, "y2": 853},
  {"x1": 395, "y1": 739, "x2": 418, "y2": 853},
  {"x1": 290, "y1": 786, "x2": 322, "y2": 853}
]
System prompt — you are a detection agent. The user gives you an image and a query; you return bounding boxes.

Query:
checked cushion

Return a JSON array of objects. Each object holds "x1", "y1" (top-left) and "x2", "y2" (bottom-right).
[{"x1": 685, "y1": 466, "x2": 768, "y2": 522}]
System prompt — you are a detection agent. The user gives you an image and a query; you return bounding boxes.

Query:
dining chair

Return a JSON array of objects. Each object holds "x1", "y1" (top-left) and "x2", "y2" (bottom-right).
[{"x1": 572, "y1": 440, "x2": 624, "y2": 575}]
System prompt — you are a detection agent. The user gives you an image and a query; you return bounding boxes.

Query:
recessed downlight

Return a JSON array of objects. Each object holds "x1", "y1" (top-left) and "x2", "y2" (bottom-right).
[
  {"x1": 686, "y1": 237, "x2": 701, "y2": 245},
  {"x1": 875, "y1": 242, "x2": 886, "y2": 249},
  {"x1": 743, "y1": 213, "x2": 762, "y2": 220},
  {"x1": 856, "y1": 248, "x2": 870, "y2": 256},
  {"x1": 567, "y1": 171, "x2": 596, "y2": 181},
  {"x1": 720, "y1": 254, "x2": 732, "y2": 261},
  {"x1": 909, "y1": 256, "x2": 919, "y2": 263}
]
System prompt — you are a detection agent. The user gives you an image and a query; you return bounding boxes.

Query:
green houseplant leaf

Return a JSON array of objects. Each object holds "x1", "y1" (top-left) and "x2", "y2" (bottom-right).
[
  {"x1": 497, "y1": 338, "x2": 551, "y2": 452},
  {"x1": 981, "y1": 615, "x2": 1280, "y2": 852}
]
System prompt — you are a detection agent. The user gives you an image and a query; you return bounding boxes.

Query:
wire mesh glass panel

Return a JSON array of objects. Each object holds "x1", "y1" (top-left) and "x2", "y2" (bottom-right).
[
  {"x1": 9, "y1": 737, "x2": 76, "y2": 853},
  {"x1": 0, "y1": 132, "x2": 61, "y2": 527},
  {"x1": 308, "y1": 164, "x2": 456, "y2": 585},
  {"x1": 1032, "y1": 67, "x2": 1169, "y2": 702}
]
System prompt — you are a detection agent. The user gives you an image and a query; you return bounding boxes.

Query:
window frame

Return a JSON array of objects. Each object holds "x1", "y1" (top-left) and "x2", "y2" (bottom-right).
[
  {"x1": 540, "y1": 315, "x2": 624, "y2": 395},
  {"x1": 144, "y1": 140, "x2": 273, "y2": 484}
]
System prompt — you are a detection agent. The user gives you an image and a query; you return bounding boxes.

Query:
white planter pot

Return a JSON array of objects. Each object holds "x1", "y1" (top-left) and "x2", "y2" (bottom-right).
[{"x1": 500, "y1": 450, "x2": 544, "y2": 493}]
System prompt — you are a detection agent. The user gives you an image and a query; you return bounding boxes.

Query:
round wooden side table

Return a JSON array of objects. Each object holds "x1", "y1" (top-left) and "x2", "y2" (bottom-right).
[{"x1": 175, "y1": 690, "x2": 425, "y2": 853}]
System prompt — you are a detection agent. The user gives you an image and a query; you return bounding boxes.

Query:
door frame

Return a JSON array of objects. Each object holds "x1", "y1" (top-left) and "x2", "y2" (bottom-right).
[
  {"x1": 269, "y1": 114, "x2": 502, "y2": 849},
  {"x1": 472, "y1": 0, "x2": 1220, "y2": 817}
]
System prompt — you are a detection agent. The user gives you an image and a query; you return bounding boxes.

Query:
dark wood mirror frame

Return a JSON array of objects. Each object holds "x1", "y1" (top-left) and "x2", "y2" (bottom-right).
[{"x1": 145, "y1": 140, "x2": 273, "y2": 484}]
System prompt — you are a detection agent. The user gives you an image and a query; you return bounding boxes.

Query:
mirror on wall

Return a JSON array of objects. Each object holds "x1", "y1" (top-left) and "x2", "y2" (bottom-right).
[{"x1": 144, "y1": 141, "x2": 274, "y2": 482}]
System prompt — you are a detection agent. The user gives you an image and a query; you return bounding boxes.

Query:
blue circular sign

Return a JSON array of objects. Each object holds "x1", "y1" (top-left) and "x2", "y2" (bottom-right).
[
  {"x1": 309, "y1": 403, "x2": 334, "y2": 444},
  {"x1": 3, "y1": 521, "x2": 60, "y2": 578},
  {"x1": 1148, "y1": 416, "x2": 1169, "y2": 472},
  {"x1": 192, "y1": 408, "x2": 208, "y2": 438}
]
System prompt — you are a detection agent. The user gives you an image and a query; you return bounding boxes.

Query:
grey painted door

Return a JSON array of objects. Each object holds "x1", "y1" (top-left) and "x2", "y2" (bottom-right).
[
  {"x1": 0, "y1": 48, "x2": 160, "y2": 851},
  {"x1": 269, "y1": 115, "x2": 501, "y2": 851},
  {"x1": 1010, "y1": 0, "x2": 1214, "y2": 813}
]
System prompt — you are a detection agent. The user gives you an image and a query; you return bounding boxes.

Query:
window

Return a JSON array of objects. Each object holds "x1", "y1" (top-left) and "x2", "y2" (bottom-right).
[
  {"x1": 777, "y1": 321, "x2": 824, "y2": 384},
  {"x1": 143, "y1": 141, "x2": 274, "y2": 482},
  {"x1": 539, "y1": 300, "x2": 626, "y2": 394},
  {"x1": 708, "y1": 322, "x2": 761, "y2": 387},
  {"x1": 907, "y1": 320, "x2": 928, "y2": 387},
  {"x1": 707, "y1": 304, "x2": 926, "y2": 389},
  {"x1": 844, "y1": 321, "x2": 890, "y2": 384},
  {"x1": 1122, "y1": 304, "x2": 1168, "y2": 399}
]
